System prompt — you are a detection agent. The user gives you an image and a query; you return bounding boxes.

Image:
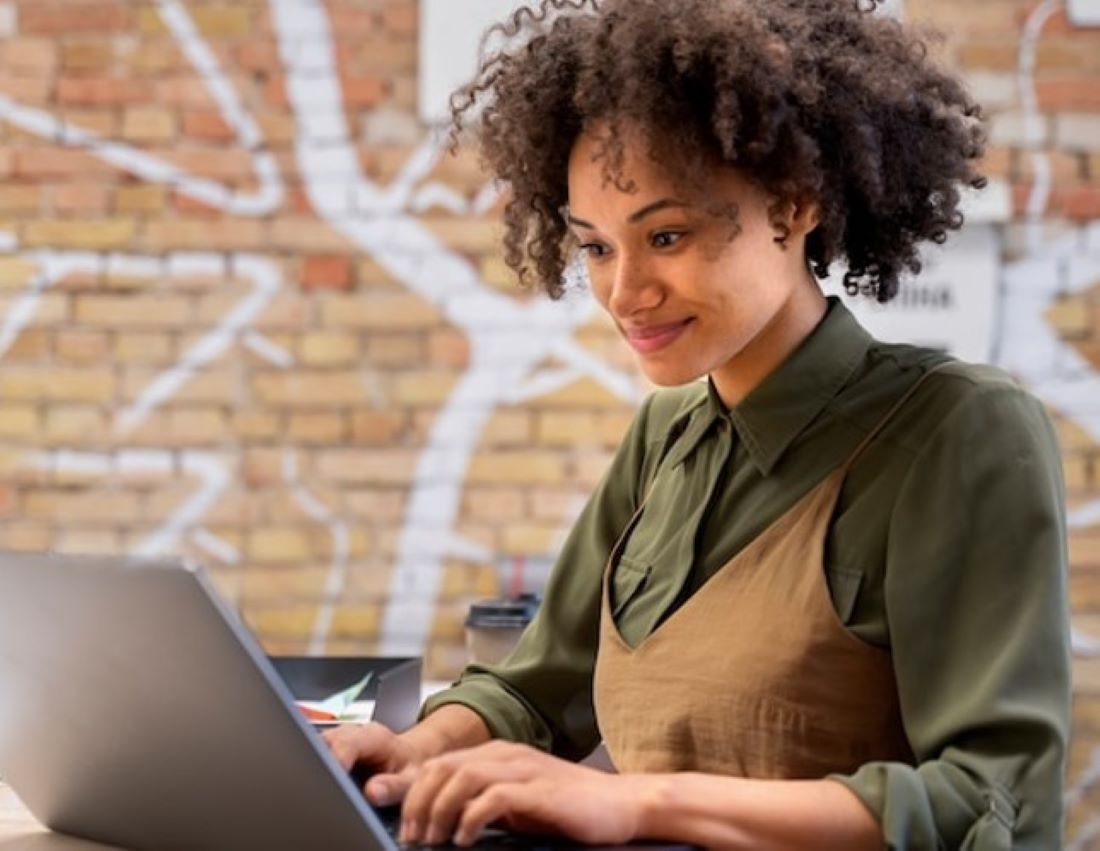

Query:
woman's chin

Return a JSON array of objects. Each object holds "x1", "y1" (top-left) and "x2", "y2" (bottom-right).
[{"x1": 637, "y1": 362, "x2": 708, "y2": 388}]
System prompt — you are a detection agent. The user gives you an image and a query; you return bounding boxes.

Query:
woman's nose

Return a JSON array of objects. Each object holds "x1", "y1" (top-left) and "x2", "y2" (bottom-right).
[{"x1": 606, "y1": 255, "x2": 663, "y2": 318}]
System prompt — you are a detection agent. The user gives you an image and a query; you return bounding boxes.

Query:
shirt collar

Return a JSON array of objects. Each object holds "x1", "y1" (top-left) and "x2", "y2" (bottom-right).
[
  {"x1": 663, "y1": 379, "x2": 729, "y2": 469},
  {"x1": 728, "y1": 296, "x2": 872, "y2": 475}
]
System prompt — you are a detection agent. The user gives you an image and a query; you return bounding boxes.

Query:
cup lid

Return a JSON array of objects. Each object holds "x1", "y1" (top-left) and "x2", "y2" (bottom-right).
[{"x1": 465, "y1": 594, "x2": 540, "y2": 629}]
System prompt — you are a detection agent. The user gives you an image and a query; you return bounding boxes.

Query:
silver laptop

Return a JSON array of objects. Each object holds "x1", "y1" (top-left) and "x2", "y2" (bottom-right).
[{"x1": 0, "y1": 553, "x2": 688, "y2": 851}]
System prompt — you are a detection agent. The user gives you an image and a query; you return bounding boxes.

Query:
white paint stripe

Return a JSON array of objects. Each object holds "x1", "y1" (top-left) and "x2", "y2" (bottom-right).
[
  {"x1": 998, "y1": 251, "x2": 1100, "y2": 441},
  {"x1": 135, "y1": 453, "x2": 232, "y2": 556},
  {"x1": 1067, "y1": 747, "x2": 1100, "y2": 808},
  {"x1": 1073, "y1": 626, "x2": 1100, "y2": 657},
  {"x1": 40, "y1": 250, "x2": 105, "y2": 273},
  {"x1": 269, "y1": 0, "x2": 623, "y2": 654},
  {"x1": 408, "y1": 179, "x2": 502, "y2": 216},
  {"x1": 155, "y1": 0, "x2": 263, "y2": 151},
  {"x1": 243, "y1": 331, "x2": 295, "y2": 367},
  {"x1": 29, "y1": 449, "x2": 230, "y2": 565},
  {"x1": 1006, "y1": 15, "x2": 1100, "y2": 831},
  {"x1": 191, "y1": 528, "x2": 242, "y2": 565},
  {"x1": 116, "y1": 449, "x2": 175, "y2": 477},
  {"x1": 379, "y1": 368, "x2": 539, "y2": 655},
  {"x1": 0, "y1": 247, "x2": 280, "y2": 434},
  {"x1": 167, "y1": 252, "x2": 226, "y2": 279},
  {"x1": 31, "y1": 450, "x2": 110, "y2": 477},
  {"x1": 115, "y1": 254, "x2": 283, "y2": 434},
  {"x1": 1069, "y1": 499, "x2": 1100, "y2": 529},
  {"x1": 472, "y1": 182, "x2": 502, "y2": 215},
  {"x1": 554, "y1": 339, "x2": 644, "y2": 403},
  {"x1": 506, "y1": 367, "x2": 584, "y2": 404},
  {"x1": 1068, "y1": 815, "x2": 1100, "y2": 851},
  {"x1": 445, "y1": 534, "x2": 492, "y2": 563},
  {"x1": 411, "y1": 184, "x2": 476, "y2": 215},
  {"x1": 106, "y1": 253, "x2": 164, "y2": 281},
  {"x1": 1018, "y1": 0, "x2": 1061, "y2": 254},
  {"x1": 282, "y1": 449, "x2": 351, "y2": 655},
  {"x1": 0, "y1": 97, "x2": 282, "y2": 217},
  {"x1": 0, "y1": 273, "x2": 51, "y2": 359},
  {"x1": 0, "y1": 0, "x2": 284, "y2": 216},
  {"x1": 0, "y1": 252, "x2": 105, "y2": 361},
  {"x1": 385, "y1": 134, "x2": 447, "y2": 211},
  {"x1": 1068, "y1": 255, "x2": 1100, "y2": 294}
]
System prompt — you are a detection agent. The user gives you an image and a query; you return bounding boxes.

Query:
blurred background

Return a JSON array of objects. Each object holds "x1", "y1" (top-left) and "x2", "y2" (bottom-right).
[{"x1": 0, "y1": 0, "x2": 1099, "y2": 842}]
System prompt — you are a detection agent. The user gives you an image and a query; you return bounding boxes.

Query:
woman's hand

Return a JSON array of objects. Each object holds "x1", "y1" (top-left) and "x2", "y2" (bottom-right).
[
  {"x1": 398, "y1": 740, "x2": 652, "y2": 847},
  {"x1": 322, "y1": 704, "x2": 493, "y2": 806},
  {"x1": 322, "y1": 722, "x2": 424, "y2": 805}
]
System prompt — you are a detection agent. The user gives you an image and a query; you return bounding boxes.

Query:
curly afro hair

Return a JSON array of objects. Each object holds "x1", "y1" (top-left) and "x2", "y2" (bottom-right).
[{"x1": 450, "y1": 0, "x2": 987, "y2": 303}]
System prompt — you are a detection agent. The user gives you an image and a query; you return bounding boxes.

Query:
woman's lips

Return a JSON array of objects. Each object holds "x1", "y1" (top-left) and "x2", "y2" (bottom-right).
[{"x1": 623, "y1": 319, "x2": 693, "y2": 355}]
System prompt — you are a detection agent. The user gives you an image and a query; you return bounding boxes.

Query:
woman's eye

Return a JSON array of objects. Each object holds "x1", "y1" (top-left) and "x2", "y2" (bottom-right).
[
  {"x1": 580, "y1": 243, "x2": 610, "y2": 259},
  {"x1": 651, "y1": 231, "x2": 684, "y2": 249}
]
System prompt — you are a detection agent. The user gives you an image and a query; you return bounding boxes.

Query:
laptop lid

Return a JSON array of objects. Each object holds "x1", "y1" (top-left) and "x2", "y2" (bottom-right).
[
  {"x1": 0, "y1": 553, "x2": 393, "y2": 851},
  {"x1": 0, "y1": 554, "x2": 693, "y2": 851}
]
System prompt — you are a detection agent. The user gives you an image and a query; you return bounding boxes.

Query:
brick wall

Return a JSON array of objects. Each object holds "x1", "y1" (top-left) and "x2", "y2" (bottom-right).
[{"x1": 0, "y1": 0, "x2": 1099, "y2": 841}]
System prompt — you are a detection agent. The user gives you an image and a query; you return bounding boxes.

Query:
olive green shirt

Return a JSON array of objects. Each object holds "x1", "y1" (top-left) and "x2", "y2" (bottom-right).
[{"x1": 424, "y1": 298, "x2": 1071, "y2": 849}]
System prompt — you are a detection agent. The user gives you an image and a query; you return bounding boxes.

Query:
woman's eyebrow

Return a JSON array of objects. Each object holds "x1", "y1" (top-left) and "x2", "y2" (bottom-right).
[
  {"x1": 566, "y1": 198, "x2": 691, "y2": 229},
  {"x1": 627, "y1": 198, "x2": 690, "y2": 223},
  {"x1": 565, "y1": 211, "x2": 596, "y2": 229}
]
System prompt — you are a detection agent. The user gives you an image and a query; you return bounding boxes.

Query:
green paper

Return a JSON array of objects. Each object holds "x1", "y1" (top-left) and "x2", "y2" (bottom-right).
[{"x1": 314, "y1": 671, "x2": 373, "y2": 719}]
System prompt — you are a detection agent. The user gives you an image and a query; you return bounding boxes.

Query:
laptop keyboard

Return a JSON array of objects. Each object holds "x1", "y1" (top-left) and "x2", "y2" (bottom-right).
[{"x1": 375, "y1": 807, "x2": 580, "y2": 849}]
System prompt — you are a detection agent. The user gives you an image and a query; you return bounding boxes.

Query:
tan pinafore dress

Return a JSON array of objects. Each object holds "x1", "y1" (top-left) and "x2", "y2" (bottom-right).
[{"x1": 592, "y1": 371, "x2": 940, "y2": 778}]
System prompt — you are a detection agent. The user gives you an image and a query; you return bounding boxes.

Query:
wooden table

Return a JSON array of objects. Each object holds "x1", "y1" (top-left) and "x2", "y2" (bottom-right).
[
  {"x1": 0, "y1": 787, "x2": 128, "y2": 851},
  {"x1": 0, "y1": 786, "x2": 116, "y2": 849},
  {"x1": 0, "y1": 784, "x2": 42, "y2": 836},
  {"x1": 0, "y1": 785, "x2": 120, "y2": 849}
]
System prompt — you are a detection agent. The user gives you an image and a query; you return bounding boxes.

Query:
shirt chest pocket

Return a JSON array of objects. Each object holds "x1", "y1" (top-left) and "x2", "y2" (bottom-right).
[{"x1": 611, "y1": 556, "x2": 652, "y2": 620}]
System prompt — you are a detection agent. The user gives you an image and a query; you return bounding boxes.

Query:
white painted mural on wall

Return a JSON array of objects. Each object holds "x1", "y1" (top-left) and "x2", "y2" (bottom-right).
[
  {"x1": 0, "y1": 0, "x2": 642, "y2": 658},
  {"x1": 1, "y1": 0, "x2": 1099, "y2": 836}
]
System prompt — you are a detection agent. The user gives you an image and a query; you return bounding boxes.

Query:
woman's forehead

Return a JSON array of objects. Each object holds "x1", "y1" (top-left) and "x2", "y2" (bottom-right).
[{"x1": 567, "y1": 129, "x2": 752, "y2": 213}]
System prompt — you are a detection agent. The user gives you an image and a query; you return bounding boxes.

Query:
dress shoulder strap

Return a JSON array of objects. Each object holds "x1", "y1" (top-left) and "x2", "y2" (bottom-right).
[{"x1": 841, "y1": 361, "x2": 952, "y2": 471}]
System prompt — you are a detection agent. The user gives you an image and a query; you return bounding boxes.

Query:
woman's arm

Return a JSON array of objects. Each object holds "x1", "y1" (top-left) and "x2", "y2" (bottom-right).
[
  {"x1": 395, "y1": 742, "x2": 882, "y2": 849},
  {"x1": 400, "y1": 703, "x2": 493, "y2": 761},
  {"x1": 843, "y1": 376, "x2": 1071, "y2": 849},
  {"x1": 636, "y1": 773, "x2": 881, "y2": 850}
]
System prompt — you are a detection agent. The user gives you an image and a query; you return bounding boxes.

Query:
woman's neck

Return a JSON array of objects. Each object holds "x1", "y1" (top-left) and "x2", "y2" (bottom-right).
[{"x1": 710, "y1": 280, "x2": 828, "y2": 408}]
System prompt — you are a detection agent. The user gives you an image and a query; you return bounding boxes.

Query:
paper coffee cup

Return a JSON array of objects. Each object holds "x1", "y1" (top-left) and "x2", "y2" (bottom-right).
[{"x1": 464, "y1": 594, "x2": 540, "y2": 666}]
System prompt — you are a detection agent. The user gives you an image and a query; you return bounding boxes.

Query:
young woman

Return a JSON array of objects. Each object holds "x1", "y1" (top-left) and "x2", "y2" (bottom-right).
[{"x1": 326, "y1": 1, "x2": 1071, "y2": 847}]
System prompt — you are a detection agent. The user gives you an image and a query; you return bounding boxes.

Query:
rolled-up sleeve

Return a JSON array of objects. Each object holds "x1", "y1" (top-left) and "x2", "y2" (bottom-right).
[
  {"x1": 420, "y1": 393, "x2": 662, "y2": 760},
  {"x1": 831, "y1": 380, "x2": 1071, "y2": 850}
]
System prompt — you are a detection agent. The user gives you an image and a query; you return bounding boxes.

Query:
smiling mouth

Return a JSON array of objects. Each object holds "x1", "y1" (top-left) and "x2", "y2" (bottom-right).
[{"x1": 622, "y1": 319, "x2": 694, "y2": 355}]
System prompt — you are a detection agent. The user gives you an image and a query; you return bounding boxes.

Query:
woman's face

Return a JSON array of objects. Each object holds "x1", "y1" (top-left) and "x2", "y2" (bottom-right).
[{"x1": 566, "y1": 127, "x2": 825, "y2": 406}]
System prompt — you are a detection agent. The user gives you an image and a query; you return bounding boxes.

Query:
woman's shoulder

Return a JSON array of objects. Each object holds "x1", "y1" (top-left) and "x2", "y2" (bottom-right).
[
  {"x1": 850, "y1": 340, "x2": 1058, "y2": 463},
  {"x1": 867, "y1": 339, "x2": 1040, "y2": 411},
  {"x1": 923, "y1": 359, "x2": 1045, "y2": 419},
  {"x1": 874, "y1": 346, "x2": 1058, "y2": 457}
]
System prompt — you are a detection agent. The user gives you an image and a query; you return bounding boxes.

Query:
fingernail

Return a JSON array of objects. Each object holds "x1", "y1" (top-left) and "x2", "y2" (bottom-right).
[
  {"x1": 368, "y1": 780, "x2": 393, "y2": 805},
  {"x1": 403, "y1": 820, "x2": 420, "y2": 843}
]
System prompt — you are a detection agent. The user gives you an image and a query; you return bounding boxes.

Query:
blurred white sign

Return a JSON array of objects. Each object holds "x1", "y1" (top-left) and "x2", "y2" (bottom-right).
[
  {"x1": 419, "y1": 0, "x2": 529, "y2": 124},
  {"x1": 822, "y1": 225, "x2": 1001, "y2": 363},
  {"x1": 1068, "y1": 0, "x2": 1100, "y2": 25}
]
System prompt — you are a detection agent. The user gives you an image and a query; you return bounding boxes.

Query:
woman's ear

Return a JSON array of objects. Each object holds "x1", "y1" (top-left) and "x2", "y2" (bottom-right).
[{"x1": 789, "y1": 196, "x2": 821, "y2": 238}]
